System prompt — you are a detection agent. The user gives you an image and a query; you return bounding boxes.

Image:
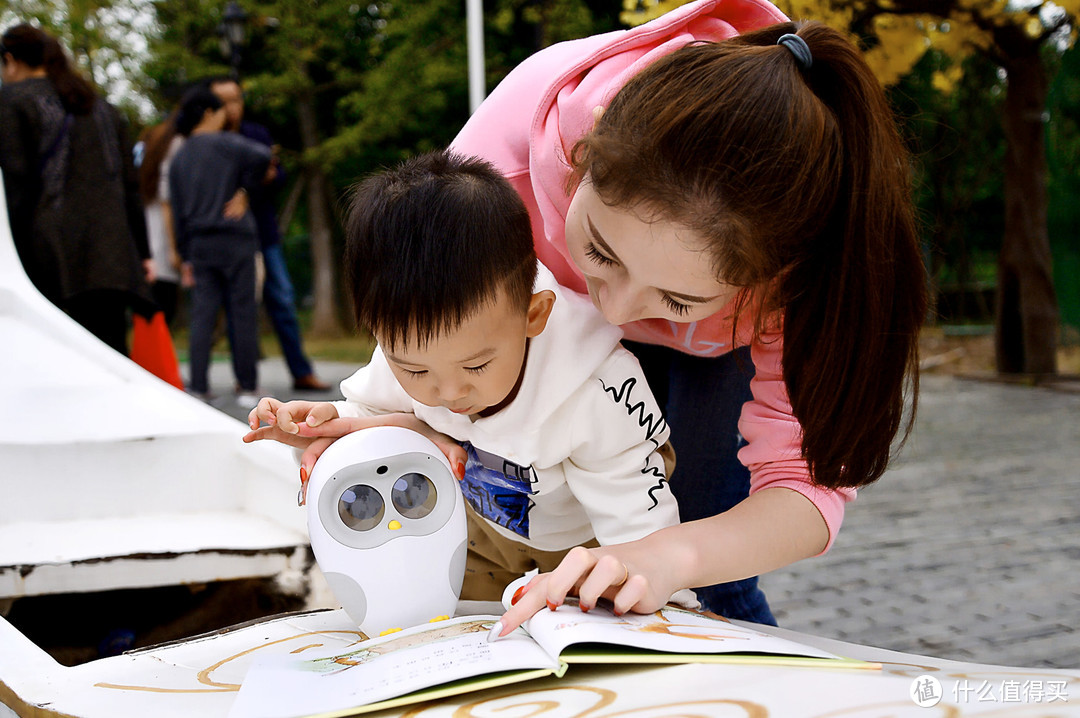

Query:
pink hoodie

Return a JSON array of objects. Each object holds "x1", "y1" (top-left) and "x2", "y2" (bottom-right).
[{"x1": 451, "y1": 0, "x2": 854, "y2": 552}]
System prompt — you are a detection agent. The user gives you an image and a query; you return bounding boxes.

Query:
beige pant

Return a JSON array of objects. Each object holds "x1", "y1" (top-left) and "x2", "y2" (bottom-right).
[
  {"x1": 461, "y1": 500, "x2": 600, "y2": 600},
  {"x1": 460, "y1": 441, "x2": 676, "y2": 600}
]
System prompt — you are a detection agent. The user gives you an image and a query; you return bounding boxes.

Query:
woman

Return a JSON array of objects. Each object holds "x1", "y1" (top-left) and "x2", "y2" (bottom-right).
[
  {"x1": 137, "y1": 118, "x2": 185, "y2": 326},
  {"x1": 448, "y1": 0, "x2": 927, "y2": 631},
  {"x1": 0, "y1": 23, "x2": 151, "y2": 355}
]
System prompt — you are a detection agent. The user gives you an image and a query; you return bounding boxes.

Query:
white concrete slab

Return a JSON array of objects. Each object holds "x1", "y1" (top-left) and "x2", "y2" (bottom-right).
[{"x1": 0, "y1": 173, "x2": 309, "y2": 600}]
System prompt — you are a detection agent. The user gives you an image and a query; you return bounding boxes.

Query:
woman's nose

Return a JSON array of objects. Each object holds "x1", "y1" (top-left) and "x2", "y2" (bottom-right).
[{"x1": 600, "y1": 282, "x2": 647, "y2": 325}]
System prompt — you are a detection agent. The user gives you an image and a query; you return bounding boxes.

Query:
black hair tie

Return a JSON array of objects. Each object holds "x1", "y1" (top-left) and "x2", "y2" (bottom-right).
[{"x1": 778, "y1": 33, "x2": 812, "y2": 70}]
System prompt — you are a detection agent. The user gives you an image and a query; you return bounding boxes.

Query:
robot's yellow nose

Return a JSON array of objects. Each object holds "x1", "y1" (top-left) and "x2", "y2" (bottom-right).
[{"x1": 388, "y1": 520, "x2": 402, "y2": 530}]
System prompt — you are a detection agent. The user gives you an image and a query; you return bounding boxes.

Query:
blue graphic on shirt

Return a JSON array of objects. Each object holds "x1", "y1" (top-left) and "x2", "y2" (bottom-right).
[{"x1": 459, "y1": 442, "x2": 536, "y2": 538}]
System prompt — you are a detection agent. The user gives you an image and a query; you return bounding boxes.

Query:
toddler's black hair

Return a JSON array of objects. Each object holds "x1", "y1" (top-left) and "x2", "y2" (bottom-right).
[{"x1": 345, "y1": 150, "x2": 537, "y2": 350}]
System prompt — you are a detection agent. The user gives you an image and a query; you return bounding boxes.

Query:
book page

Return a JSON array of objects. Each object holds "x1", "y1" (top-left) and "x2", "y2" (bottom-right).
[
  {"x1": 523, "y1": 600, "x2": 845, "y2": 662},
  {"x1": 229, "y1": 616, "x2": 560, "y2": 718}
]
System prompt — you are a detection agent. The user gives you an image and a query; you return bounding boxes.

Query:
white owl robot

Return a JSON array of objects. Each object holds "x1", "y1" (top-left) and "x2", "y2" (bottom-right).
[{"x1": 305, "y1": 426, "x2": 467, "y2": 637}]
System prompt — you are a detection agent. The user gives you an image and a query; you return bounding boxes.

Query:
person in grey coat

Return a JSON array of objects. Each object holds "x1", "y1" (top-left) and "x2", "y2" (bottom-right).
[
  {"x1": 0, "y1": 23, "x2": 152, "y2": 355},
  {"x1": 168, "y1": 86, "x2": 270, "y2": 402}
]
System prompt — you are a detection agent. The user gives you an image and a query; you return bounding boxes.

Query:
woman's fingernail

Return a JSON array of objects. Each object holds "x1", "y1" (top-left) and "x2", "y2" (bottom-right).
[
  {"x1": 300, "y1": 466, "x2": 308, "y2": 485},
  {"x1": 486, "y1": 620, "x2": 504, "y2": 643},
  {"x1": 579, "y1": 602, "x2": 592, "y2": 613},
  {"x1": 613, "y1": 607, "x2": 624, "y2": 617},
  {"x1": 454, "y1": 460, "x2": 465, "y2": 480},
  {"x1": 546, "y1": 600, "x2": 559, "y2": 612},
  {"x1": 511, "y1": 585, "x2": 527, "y2": 606}
]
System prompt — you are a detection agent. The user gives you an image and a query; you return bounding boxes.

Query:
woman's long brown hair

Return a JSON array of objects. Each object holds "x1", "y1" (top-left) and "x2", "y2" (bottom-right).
[
  {"x1": 572, "y1": 21, "x2": 927, "y2": 490},
  {"x1": 1, "y1": 24, "x2": 96, "y2": 114},
  {"x1": 138, "y1": 118, "x2": 178, "y2": 203}
]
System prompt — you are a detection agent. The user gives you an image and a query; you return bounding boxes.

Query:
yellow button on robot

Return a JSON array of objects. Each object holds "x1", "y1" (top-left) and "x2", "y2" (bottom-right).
[{"x1": 388, "y1": 520, "x2": 402, "y2": 530}]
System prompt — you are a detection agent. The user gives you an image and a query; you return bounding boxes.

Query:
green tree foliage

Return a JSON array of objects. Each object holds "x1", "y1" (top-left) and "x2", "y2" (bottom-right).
[
  {"x1": 891, "y1": 49, "x2": 1005, "y2": 321},
  {"x1": 141, "y1": 0, "x2": 604, "y2": 336},
  {"x1": 0, "y1": 0, "x2": 155, "y2": 121},
  {"x1": 1046, "y1": 41, "x2": 1080, "y2": 334}
]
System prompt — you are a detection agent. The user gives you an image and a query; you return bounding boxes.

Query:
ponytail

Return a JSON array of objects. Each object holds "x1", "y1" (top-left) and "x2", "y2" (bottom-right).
[
  {"x1": 573, "y1": 21, "x2": 927, "y2": 490},
  {"x1": 773, "y1": 23, "x2": 927, "y2": 489}
]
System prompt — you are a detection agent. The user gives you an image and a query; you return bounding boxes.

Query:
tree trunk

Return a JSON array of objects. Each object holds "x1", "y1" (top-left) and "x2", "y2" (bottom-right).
[
  {"x1": 296, "y1": 92, "x2": 344, "y2": 338},
  {"x1": 996, "y1": 50, "x2": 1058, "y2": 374}
]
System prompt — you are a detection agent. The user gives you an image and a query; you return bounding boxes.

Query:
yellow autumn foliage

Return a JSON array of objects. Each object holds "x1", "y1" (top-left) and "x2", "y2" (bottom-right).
[
  {"x1": 931, "y1": 64, "x2": 964, "y2": 93},
  {"x1": 864, "y1": 14, "x2": 930, "y2": 86},
  {"x1": 620, "y1": 0, "x2": 1077, "y2": 90},
  {"x1": 621, "y1": 0, "x2": 688, "y2": 26}
]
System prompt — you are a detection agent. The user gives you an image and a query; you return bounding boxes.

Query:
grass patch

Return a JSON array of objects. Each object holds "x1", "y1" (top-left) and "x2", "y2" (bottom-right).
[{"x1": 170, "y1": 323, "x2": 376, "y2": 366}]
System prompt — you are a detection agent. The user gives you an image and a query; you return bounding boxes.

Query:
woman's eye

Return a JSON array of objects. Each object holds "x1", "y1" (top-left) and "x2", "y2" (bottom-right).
[
  {"x1": 584, "y1": 242, "x2": 617, "y2": 267},
  {"x1": 662, "y1": 294, "x2": 691, "y2": 317}
]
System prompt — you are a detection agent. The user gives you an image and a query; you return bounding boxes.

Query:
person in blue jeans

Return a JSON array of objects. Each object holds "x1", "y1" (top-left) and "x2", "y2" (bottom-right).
[{"x1": 209, "y1": 77, "x2": 331, "y2": 393}]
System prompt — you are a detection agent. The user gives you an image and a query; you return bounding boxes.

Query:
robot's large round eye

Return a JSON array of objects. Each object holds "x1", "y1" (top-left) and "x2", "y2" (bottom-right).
[
  {"x1": 338, "y1": 484, "x2": 384, "y2": 531},
  {"x1": 391, "y1": 473, "x2": 437, "y2": 519}
]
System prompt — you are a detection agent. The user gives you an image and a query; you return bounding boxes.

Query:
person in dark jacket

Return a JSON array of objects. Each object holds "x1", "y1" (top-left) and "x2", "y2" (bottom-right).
[
  {"x1": 0, "y1": 23, "x2": 152, "y2": 355},
  {"x1": 208, "y1": 77, "x2": 331, "y2": 392},
  {"x1": 168, "y1": 86, "x2": 270, "y2": 404}
]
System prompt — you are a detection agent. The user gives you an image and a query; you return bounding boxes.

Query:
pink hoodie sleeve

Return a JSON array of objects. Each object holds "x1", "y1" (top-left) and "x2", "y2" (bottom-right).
[{"x1": 737, "y1": 334, "x2": 856, "y2": 554}]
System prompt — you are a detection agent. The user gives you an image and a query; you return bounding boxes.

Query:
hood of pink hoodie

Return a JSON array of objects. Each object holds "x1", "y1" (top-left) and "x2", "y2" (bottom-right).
[{"x1": 454, "y1": 0, "x2": 787, "y2": 357}]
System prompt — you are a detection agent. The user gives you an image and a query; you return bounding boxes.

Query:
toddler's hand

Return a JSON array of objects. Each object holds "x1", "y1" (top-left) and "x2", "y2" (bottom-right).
[{"x1": 243, "y1": 398, "x2": 339, "y2": 447}]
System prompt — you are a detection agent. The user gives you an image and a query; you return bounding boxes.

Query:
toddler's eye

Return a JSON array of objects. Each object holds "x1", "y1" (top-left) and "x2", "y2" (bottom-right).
[
  {"x1": 465, "y1": 362, "x2": 491, "y2": 375},
  {"x1": 401, "y1": 368, "x2": 428, "y2": 378}
]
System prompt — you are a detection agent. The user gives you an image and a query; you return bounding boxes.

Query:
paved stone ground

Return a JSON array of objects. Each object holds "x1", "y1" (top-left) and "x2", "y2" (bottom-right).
[
  {"x1": 206, "y1": 359, "x2": 1080, "y2": 670},
  {"x1": 761, "y1": 374, "x2": 1080, "y2": 669}
]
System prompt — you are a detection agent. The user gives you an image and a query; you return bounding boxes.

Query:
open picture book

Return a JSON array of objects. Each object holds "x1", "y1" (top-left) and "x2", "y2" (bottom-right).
[{"x1": 229, "y1": 586, "x2": 878, "y2": 718}]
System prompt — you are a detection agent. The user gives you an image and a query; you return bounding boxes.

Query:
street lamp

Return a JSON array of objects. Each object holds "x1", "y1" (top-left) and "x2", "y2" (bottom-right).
[{"x1": 217, "y1": 1, "x2": 249, "y2": 79}]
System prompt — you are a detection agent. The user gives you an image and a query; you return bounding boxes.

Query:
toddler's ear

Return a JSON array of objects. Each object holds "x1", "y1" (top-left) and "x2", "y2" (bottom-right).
[{"x1": 525, "y1": 290, "x2": 556, "y2": 338}]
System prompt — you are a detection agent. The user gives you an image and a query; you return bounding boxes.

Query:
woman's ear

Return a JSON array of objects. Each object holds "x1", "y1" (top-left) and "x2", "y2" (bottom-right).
[
  {"x1": 591, "y1": 105, "x2": 606, "y2": 130},
  {"x1": 525, "y1": 290, "x2": 556, "y2": 338}
]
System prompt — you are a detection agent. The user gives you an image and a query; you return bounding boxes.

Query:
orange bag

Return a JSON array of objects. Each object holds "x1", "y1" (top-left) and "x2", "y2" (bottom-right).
[{"x1": 131, "y1": 311, "x2": 185, "y2": 390}]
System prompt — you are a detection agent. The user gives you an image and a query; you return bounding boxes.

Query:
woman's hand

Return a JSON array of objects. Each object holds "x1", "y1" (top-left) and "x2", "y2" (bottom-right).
[{"x1": 494, "y1": 530, "x2": 692, "y2": 639}]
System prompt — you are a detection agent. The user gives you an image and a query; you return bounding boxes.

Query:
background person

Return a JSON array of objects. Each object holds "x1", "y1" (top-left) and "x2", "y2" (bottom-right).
[
  {"x1": 208, "y1": 76, "x2": 331, "y2": 393},
  {"x1": 0, "y1": 23, "x2": 152, "y2": 355},
  {"x1": 137, "y1": 117, "x2": 184, "y2": 326},
  {"x1": 168, "y1": 87, "x2": 271, "y2": 405}
]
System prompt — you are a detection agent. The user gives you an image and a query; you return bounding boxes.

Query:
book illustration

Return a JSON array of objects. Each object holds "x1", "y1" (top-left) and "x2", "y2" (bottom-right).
[
  {"x1": 544, "y1": 599, "x2": 747, "y2": 641},
  {"x1": 304, "y1": 619, "x2": 495, "y2": 675}
]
